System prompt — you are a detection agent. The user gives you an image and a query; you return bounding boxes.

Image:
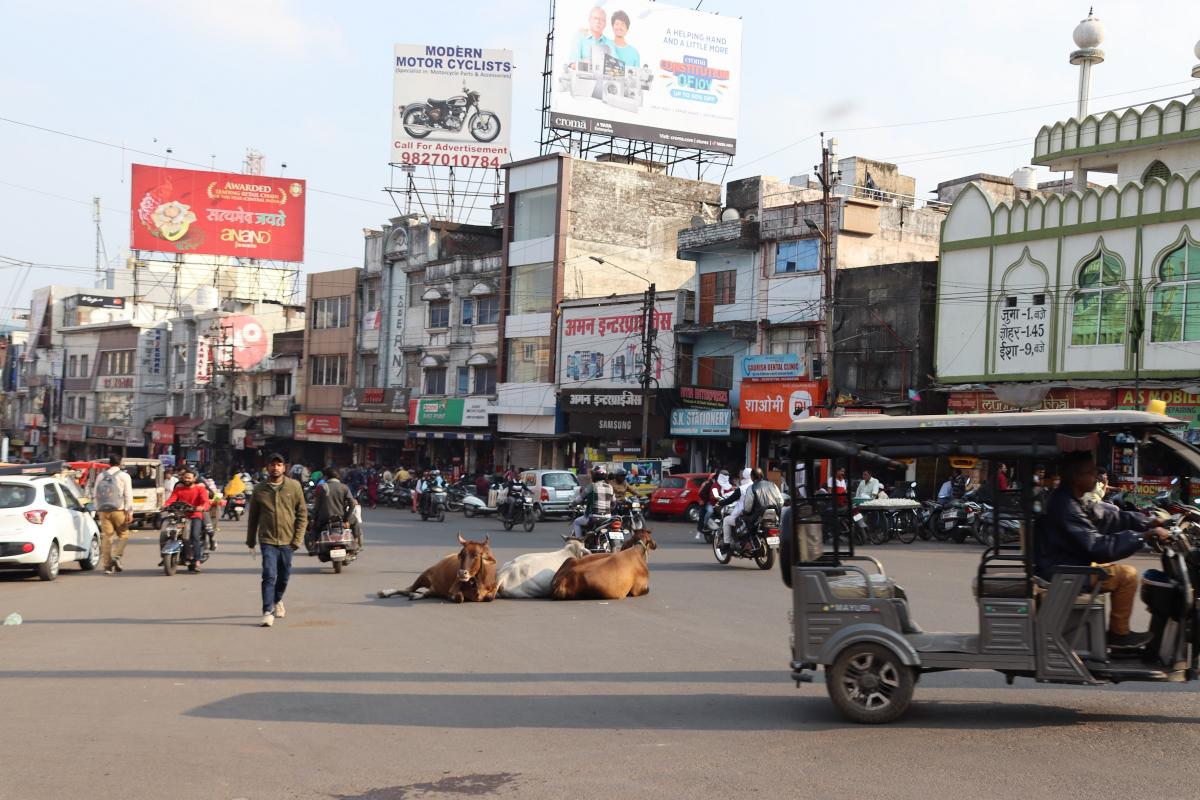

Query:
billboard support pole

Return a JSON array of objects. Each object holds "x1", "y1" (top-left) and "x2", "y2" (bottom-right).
[{"x1": 641, "y1": 282, "x2": 656, "y2": 458}]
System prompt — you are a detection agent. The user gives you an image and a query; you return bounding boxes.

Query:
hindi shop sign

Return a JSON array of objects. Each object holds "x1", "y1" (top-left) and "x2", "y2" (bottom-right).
[
  {"x1": 561, "y1": 389, "x2": 649, "y2": 413},
  {"x1": 294, "y1": 414, "x2": 343, "y2": 443},
  {"x1": 740, "y1": 353, "x2": 804, "y2": 381},
  {"x1": 994, "y1": 299, "x2": 1049, "y2": 374},
  {"x1": 677, "y1": 385, "x2": 729, "y2": 409},
  {"x1": 670, "y1": 408, "x2": 731, "y2": 437},
  {"x1": 130, "y1": 165, "x2": 306, "y2": 262},
  {"x1": 559, "y1": 299, "x2": 677, "y2": 390},
  {"x1": 738, "y1": 380, "x2": 824, "y2": 430},
  {"x1": 409, "y1": 397, "x2": 489, "y2": 427}
]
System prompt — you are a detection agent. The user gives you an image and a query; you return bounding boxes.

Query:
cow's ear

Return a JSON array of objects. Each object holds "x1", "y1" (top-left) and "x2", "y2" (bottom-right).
[
  {"x1": 457, "y1": 533, "x2": 467, "y2": 545},
  {"x1": 561, "y1": 534, "x2": 569, "y2": 542}
]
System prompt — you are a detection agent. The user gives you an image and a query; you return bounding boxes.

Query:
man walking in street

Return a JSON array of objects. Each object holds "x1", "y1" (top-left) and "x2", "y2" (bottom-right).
[
  {"x1": 96, "y1": 454, "x2": 134, "y2": 575},
  {"x1": 246, "y1": 453, "x2": 307, "y2": 627}
]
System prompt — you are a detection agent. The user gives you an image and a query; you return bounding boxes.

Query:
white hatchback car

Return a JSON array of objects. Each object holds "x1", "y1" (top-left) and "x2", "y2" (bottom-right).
[{"x1": 0, "y1": 473, "x2": 101, "y2": 581}]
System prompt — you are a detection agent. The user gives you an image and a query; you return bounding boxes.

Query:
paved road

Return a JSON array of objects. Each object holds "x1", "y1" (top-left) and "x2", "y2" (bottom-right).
[{"x1": 0, "y1": 506, "x2": 1196, "y2": 800}]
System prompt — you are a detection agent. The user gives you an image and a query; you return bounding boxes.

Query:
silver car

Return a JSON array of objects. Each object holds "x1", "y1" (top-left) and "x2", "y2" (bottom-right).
[{"x1": 519, "y1": 470, "x2": 581, "y2": 520}]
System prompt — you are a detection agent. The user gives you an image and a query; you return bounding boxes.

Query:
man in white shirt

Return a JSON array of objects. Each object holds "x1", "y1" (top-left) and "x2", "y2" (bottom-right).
[
  {"x1": 96, "y1": 455, "x2": 135, "y2": 574},
  {"x1": 855, "y1": 470, "x2": 882, "y2": 501}
]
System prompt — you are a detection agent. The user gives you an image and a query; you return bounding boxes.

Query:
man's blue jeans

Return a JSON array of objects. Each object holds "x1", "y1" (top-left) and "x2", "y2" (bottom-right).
[{"x1": 260, "y1": 543, "x2": 293, "y2": 615}]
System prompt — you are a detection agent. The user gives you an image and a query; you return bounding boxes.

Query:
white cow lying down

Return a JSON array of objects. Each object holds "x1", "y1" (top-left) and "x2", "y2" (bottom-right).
[{"x1": 497, "y1": 537, "x2": 589, "y2": 599}]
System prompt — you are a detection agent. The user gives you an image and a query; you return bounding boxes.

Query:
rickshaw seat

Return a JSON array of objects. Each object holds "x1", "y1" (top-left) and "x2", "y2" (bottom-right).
[
  {"x1": 972, "y1": 575, "x2": 1029, "y2": 599},
  {"x1": 828, "y1": 573, "x2": 896, "y2": 599}
]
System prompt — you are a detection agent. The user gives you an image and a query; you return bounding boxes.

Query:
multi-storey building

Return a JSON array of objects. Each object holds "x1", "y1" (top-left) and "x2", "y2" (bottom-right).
[{"x1": 297, "y1": 268, "x2": 360, "y2": 466}]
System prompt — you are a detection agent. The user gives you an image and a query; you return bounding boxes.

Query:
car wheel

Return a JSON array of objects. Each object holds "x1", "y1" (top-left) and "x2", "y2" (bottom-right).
[
  {"x1": 79, "y1": 535, "x2": 101, "y2": 571},
  {"x1": 534, "y1": 504, "x2": 546, "y2": 522},
  {"x1": 685, "y1": 504, "x2": 701, "y2": 524},
  {"x1": 826, "y1": 643, "x2": 915, "y2": 724},
  {"x1": 37, "y1": 540, "x2": 60, "y2": 581}
]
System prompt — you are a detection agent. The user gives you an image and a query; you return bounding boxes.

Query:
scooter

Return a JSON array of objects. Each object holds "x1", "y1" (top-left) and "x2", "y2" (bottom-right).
[
  {"x1": 419, "y1": 486, "x2": 447, "y2": 522},
  {"x1": 159, "y1": 501, "x2": 205, "y2": 576},
  {"x1": 313, "y1": 514, "x2": 358, "y2": 574}
]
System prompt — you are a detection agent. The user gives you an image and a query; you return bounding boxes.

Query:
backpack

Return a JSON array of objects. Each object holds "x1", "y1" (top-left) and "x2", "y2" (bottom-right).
[{"x1": 95, "y1": 470, "x2": 123, "y2": 512}]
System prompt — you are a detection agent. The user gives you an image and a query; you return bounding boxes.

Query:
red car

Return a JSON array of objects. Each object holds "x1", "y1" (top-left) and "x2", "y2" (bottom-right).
[{"x1": 648, "y1": 473, "x2": 711, "y2": 522}]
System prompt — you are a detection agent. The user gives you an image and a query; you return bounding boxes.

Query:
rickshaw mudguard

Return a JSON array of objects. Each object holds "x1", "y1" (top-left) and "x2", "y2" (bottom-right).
[{"x1": 817, "y1": 623, "x2": 921, "y2": 668}]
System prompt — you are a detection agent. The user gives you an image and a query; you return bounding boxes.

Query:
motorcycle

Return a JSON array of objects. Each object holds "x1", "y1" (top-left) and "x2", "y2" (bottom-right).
[
  {"x1": 567, "y1": 502, "x2": 625, "y2": 554},
  {"x1": 712, "y1": 505, "x2": 780, "y2": 570},
  {"x1": 221, "y1": 493, "x2": 246, "y2": 521},
  {"x1": 419, "y1": 485, "x2": 447, "y2": 522},
  {"x1": 446, "y1": 478, "x2": 471, "y2": 513},
  {"x1": 614, "y1": 496, "x2": 645, "y2": 532},
  {"x1": 499, "y1": 485, "x2": 536, "y2": 532},
  {"x1": 159, "y1": 501, "x2": 204, "y2": 576},
  {"x1": 313, "y1": 514, "x2": 358, "y2": 574},
  {"x1": 400, "y1": 85, "x2": 502, "y2": 143}
]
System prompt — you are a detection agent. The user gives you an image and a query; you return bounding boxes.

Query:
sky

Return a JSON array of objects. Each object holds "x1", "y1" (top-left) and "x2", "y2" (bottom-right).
[{"x1": 1, "y1": 0, "x2": 1198, "y2": 320}]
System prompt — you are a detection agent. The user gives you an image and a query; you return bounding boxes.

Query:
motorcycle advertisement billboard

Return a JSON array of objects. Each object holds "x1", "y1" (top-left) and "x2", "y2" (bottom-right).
[
  {"x1": 129, "y1": 165, "x2": 306, "y2": 262},
  {"x1": 549, "y1": 0, "x2": 742, "y2": 154},
  {"x1": 558, "y1": 298, "x2": 677, "y2": 390},
  {"x1": 392, "y1": 44, "x2": 513, "y2": 168}
]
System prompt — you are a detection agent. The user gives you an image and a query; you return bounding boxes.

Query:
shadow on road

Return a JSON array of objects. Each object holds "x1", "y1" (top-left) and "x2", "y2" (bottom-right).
[{"x1": 180, "y1": 691, "x2": 1200, "y2": 731}]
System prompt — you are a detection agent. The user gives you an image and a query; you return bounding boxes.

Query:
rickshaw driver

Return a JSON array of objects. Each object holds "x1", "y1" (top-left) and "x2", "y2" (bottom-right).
[{"x1": 1038, "y1": 452, "x2": 1171, "y2": 649}]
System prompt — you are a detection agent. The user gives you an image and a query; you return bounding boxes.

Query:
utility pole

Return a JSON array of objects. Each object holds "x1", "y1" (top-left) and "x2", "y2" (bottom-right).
[
  {"x1": 640, "y1": 282, "x2": 657, "y2": 458},
  {"x1": 815, "y1": 134, "x2": 840, "y2": 412}
]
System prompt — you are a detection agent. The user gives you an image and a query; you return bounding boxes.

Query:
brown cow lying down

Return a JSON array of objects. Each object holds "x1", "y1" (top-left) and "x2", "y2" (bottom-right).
[
  {"x1": 551, "y1": 529, "x2": 657, "y2": 600},
  {"x1": 377, "y1": 534, "x2": 498, "y2": 603}
]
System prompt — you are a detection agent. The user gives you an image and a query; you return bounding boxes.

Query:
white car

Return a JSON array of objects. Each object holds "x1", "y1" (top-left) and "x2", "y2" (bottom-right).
[{"x1": 0, "y1": 473, "x2": 101, "y2": 581}]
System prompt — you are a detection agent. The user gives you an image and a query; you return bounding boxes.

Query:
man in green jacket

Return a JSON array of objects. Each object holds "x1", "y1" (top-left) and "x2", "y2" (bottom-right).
[{"x1": 246, "y1": 453, "x2": 308, "y2": 627}]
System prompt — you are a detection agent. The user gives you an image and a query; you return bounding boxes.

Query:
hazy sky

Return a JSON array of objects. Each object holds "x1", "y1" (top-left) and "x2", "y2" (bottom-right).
[{"x1": 1, "y1": 0, "x2": 1197, "y2": 318}]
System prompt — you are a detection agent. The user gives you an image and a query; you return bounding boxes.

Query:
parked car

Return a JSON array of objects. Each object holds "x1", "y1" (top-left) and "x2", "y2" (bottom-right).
[
  {"x1": 519, "y1": 469, "x2": 581, "y2": 521},
  {"x1": 0, "y1": 463, "x2": 102, "y2": 581},
  {"x1": 648, "y1": 473, "x2": 710, "y2": 522}
]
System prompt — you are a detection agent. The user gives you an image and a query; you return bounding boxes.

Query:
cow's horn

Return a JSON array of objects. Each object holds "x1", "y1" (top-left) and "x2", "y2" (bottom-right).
[{"x1": 457, "y1": 533, "x2": 467, "y2": 545}]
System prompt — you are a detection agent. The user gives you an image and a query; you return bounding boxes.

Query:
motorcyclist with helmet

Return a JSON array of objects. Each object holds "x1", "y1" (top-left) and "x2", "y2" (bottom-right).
[
  {"x1": 418, "y1": 469, "x2": 446, "y2": 517},
  {"x1": 573, "y1": 466, "x2": 614, "y2": 539},
  {"x1": 608, "y1": 468, "x2": 631, "y2": 502}
]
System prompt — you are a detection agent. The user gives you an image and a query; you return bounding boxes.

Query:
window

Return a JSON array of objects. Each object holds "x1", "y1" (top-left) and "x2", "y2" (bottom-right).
[
  {"x1": 512, "y1": 186, "x2": 556, "y2": 242},
  {"x1": 677, "y1": 343, "x2": 695, "y2": 385},
  {"x1": 424, "y1": 367, "x2": 447, "y2": 395},
  {"x1": 461, "y1": 298, "x2": 474, "y2": 326},
  {"x1": 476, "y1": 296, "x2": 500, "y2": 325},
  {"x1": 699, "y1": 269, "x2": 737, "y2": 323},
  {"x1": 714, "y1": 270, "x2": 737, "y2": 304},
  {"x1": 696, "y1": 356, "x2": 734, "y2": 389},
  {"x1": 456, "y1": 366, "x2": 470, "y2": 395},
  {"x1": 42, "y1": 484, "x2": 63, "y2": 508},
  {"x1": 405, "y1": 359, "x2": 421, "y2": 389},
  {"x1": 68, "y1": 355, "x2": 78, "y2": 377},
  {"x1": 273, "y1": 372, "x2": 292, "y2": 396},
  {"x1": 408, "y1": 271, "x2": 426, "y2": 306},
  {"x1": 769, "y1": 327, "x2": 817, "y2": 357},
  {"x1": 360, "y1": 356, "x2": 379, "y2": 389},
  {"x1": 510, "y1": 262, "x2": 553, "y2": 314},
  {"x1": 100, "y1": 350, "x2": 134, "y2": 375},
  {"x1": 506, "y1": 336, "x2": 551, "y2": 383},
  {"x1": 428, "y1": 300, "x2": 450, "y2": 329},
  {"x1": 366, "y1": 286, "x2": 379, "y2": 312},
  {"x1": 774, "y1": 239, "x2": 820, "y2": 274},
  {"x1": 66, "y1": 397, "x2": 75, "y2": 418},
  {"x1": 80, "y1": 354, "x2": 88, "y2": 376},
  {"x1": 61, "y1": 484, "x2": 87, "y2": 512},
  {"x1": 312, "y1": 296, "x2": 351, "y2": 329},
  {"x1": 1151, "y1": 241, "x2": 1200, "y2": 342},
  {"x1": 1071, "y1": 252, "x2": 1125, "y2": 346},
  {"x1": 77, "y1": 397, "x2": 87, "y2": 420},
  {"x1": 309, "y1": 355, "x2": 348, "y2": 386},
  {"x1": 473, "y1": 365, "x2": 496, "y2": 395},
  {"x1": 1142, "y1": 160, "x2": 1171, "y2": 183},
  {"x1": 0, "y1": 484, "x2": 35, "y2": 508}
]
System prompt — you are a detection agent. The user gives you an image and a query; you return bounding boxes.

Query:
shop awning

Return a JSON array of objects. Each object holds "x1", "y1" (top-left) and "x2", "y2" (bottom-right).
[{"x1": 408, "y1": 431, "x2": 493, "y2": 441}]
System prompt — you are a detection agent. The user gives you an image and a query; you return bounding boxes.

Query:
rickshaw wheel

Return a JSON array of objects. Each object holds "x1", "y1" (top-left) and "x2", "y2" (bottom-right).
[{"x1": 827, "y1": 643, "x2": 914, "y2": 724}]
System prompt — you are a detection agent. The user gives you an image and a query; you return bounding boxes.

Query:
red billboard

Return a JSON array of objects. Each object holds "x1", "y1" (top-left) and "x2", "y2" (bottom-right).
[
  {"x1": 130, "y1": 164, "x2": 306, "y2": 262},
  {"x1": 738, "y1": 380, "x2": 825, "y2": 430}
]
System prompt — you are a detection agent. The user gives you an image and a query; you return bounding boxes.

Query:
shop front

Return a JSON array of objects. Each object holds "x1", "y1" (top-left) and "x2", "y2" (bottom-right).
[
  {"x1": 407, "y1": 397, "x2": 492, "y2": 475},
  {"x1": 342, "y1": 388, "x2": 410, "y2": 466},
  {"x1": 294, "y1": 413, "x2": 346, "y2": 467},
  {"x1": 561, "y1": 389, "x2": 669, "y2": 470},
  {"x1": 85, "y1": 424, "x2": 146, "y2": 456},
  {"x1": 668, "y1": 385, "x2": 740, "y2": 472},
  {"x1": 53, "y1": 423, "x2": 88, "y2": 460}
]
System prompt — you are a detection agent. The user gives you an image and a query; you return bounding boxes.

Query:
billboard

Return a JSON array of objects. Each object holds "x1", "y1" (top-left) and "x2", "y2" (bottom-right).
[
  {"x1": 741, "y1": 353, "x2": 805, "y2": 381},
  {"x1": 392, "y1": 44, "x2": 513, "y2": 168},
  {"x1": 549, "y1": 0, "x2": 742, "y2": 153},
  {"x1": 559, "y1": 299, "x2": 676, "y2": 390},
  {"x1": 130, "y1": 165, "x2": 306, "y2": 261},
  {"x1": 739, "y1": 380, "x2": 825, "y2": 430},
  {"x1": 409, "y1": 397, "x2": 489, "y2": 427}
]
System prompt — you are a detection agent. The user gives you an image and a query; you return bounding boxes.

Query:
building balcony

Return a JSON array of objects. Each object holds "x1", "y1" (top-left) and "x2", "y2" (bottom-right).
[
  {"x1": 673, "y1": 319, "x2": 758, "y2": 341},
  {"x1": 677, "y1": 219, "x2": 759, "y2": 254},
  {"x1": 259, "y1": 395, "x2": 294, "y2": 416}
]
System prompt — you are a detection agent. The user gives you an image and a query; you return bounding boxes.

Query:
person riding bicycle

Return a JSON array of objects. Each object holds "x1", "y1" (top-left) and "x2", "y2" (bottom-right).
[
  {"x1": 310, "y1": 468, "x2": 360, "y2": 552},
  {"x1": 162, "y1": 467, "x2": 211, "y2": 571},
  {"x1": 572, "y1": 466, "x2": 614, "y2": 539}
]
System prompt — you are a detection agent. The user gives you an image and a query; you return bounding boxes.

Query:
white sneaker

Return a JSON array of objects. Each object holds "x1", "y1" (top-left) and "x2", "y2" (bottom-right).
[
  {"x1": 694, "y1": 532, "x2": 703, "y2": 541},
  {"x1": 260, "y1": 613, "x2": 274, "y2": 627},
  {"x1": 273, "y1": 601, "x2": 285, "y2": 619}
]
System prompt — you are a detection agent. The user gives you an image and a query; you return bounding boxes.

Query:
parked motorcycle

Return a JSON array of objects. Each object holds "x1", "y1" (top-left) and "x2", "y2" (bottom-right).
[
  {"x1": 400, "y1": 85, "x2": 502, "y2": 143},
  {"x1": 500, "y1": 484, "x2": 536, "y2": 532},
  {"x1": 446, "y1": 478, "x2": 471, "y2": 513},
  {"x1": 313, "y1": 514, "x2": 358, "y2": 574},
  {"x1": 712, "y1": 505, "x2": 780, "y2": 570},
  {"x1": 159, "y1": 501, "x2": 203, "y2": 576},
  {"x1": 419, "y1": 486, "x2": 447, "y2": 522}
]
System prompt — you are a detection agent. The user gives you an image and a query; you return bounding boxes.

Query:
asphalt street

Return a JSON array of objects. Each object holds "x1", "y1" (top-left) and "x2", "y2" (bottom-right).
[{"x1": 0, "y1": 506, "x2": 1196, "y2": 800}]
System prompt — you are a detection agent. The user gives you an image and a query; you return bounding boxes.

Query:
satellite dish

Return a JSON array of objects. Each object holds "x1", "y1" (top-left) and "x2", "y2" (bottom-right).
[
  {"x1": 689, "y1": 215, "x2": 706, "y2": 229},
  {"x1": 744, "y1": 211, "x2": 758, "y2": 222},
  {"x1": 720, "y1": 207, "x2": 741, "y2": 222}
]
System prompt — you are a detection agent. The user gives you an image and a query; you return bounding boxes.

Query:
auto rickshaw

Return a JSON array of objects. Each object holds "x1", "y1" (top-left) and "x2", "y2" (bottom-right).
[{"x1": 781, "y1": 409, "x2": 1200, "y2": 723}]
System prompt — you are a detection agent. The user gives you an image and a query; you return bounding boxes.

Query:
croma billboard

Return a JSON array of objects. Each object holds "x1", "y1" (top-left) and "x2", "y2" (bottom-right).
[
  {"x1": 549, "y1": 0, "x2": 742, "y2": 153},
  {"x1": 130, "y1": 165, "x2": 306, "y2": 262}
]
